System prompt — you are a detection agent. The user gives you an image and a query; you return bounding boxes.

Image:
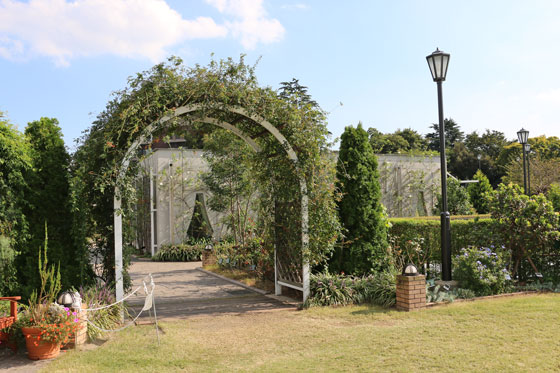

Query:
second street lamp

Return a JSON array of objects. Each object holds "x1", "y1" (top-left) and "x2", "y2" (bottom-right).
[
  {"x1": 426, "y1": 48, "x2": 452, "y2": 281},
  {"x1": 525, "y1": 143, "x2": 531, "y2": 195},
  {"x1": 517, "y1": 128, "x2": 529, "y2": 194}
]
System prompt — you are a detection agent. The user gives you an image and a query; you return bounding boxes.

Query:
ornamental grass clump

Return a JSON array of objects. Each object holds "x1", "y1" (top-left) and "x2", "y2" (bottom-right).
[
  {"x1": 306, "y1": 270, "x2": 396, "y2": 308},
  {"x1": 80, "y1": 283, "x2": 123, "y2": 341},
  {"x1": 453, "y1": 246, "x2": 512, "y2": 296}
]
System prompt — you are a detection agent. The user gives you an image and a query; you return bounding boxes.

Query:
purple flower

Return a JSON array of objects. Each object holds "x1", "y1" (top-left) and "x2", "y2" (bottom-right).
[{"x1": 74, "y1": 318, "x2": 79, "y2": 323}]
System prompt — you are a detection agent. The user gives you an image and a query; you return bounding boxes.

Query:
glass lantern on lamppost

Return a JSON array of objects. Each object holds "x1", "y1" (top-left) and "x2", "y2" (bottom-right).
[
  {"x1": 517, "y1": 128, "x2": 529, "y2": 194},
  {"x1": 426, "y1": 48, "x2": 452, "y2": 281}
]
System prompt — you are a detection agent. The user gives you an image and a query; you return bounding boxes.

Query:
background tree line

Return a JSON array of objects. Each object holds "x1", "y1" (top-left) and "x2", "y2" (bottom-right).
[{"x1": 367, "y1": 118, "x2": 560, "y2": 192}]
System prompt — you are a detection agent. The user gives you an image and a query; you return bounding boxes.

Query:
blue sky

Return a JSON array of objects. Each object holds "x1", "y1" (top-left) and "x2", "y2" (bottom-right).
[{"x1": 1, "y1": 0, "x2": 560, "y2": 150}]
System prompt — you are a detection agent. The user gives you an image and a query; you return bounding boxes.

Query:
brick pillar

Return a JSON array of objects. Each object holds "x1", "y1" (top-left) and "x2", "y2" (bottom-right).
[
  {"x1": 396, "y1": 275, "x2": 426, "y2": 311},
  {"x1": 64, "y1": 306, "x2": 88, "y2": 349},
  {"x1": 202, "y1": 250, "x2": 216, "y2": 267}
]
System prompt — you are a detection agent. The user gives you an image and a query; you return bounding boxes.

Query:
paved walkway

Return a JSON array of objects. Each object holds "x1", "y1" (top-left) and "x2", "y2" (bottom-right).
[
  {"x1": 1, "y1": 258, "x2": 295, "y2": 371},
  {"x1": 127, "y1": 258, "x2": 294, "y2": 320}
]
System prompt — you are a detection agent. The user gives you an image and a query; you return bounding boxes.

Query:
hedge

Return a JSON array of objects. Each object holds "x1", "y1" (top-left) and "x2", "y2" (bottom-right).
[
  {"x1": 388, "y1": 215, "x2": 560, "y2": 282},
  {"x1": 388, "y1": 216, "x2": 501, "y2": 268}
]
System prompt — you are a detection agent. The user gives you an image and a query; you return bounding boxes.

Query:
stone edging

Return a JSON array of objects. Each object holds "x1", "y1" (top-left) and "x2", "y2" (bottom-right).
[
  {"x1": 196, "y1": 267, "x2": 268, "y2": 295},
  {"x1": 425, "y1": 290, "x2": 545, "y2": 308}
]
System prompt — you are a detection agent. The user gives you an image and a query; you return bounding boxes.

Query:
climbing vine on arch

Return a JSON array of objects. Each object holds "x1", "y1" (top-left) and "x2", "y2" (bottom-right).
[{"x1": 73, "y1": 56, "x2": 340, "y2": 287}]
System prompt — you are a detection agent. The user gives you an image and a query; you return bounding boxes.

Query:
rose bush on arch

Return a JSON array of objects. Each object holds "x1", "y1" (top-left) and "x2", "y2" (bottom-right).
[{"x1": 73, "y1": 56, "x2": 340, "y2": 291}]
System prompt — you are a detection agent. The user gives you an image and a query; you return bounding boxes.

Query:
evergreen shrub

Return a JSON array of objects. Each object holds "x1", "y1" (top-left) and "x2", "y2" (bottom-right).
[{"x1": 331, "y1": 124, "x2": 388, "y2": 275}]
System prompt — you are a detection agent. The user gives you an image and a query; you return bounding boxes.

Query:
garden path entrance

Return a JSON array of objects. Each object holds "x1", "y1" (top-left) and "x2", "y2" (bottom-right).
[{"x1": 127, "y1": 257, "x2": 295, "y2": 319}]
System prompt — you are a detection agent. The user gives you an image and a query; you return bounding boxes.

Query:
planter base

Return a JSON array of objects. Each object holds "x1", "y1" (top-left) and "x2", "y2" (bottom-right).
[{"x1": 22, "y1": 327, "x2": 61, "y2": 360}]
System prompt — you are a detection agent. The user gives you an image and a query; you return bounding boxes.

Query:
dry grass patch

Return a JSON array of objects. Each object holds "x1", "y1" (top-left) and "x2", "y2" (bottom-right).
[{"x1": 44, "y1": 294, "x2": 560, "y2": 372}]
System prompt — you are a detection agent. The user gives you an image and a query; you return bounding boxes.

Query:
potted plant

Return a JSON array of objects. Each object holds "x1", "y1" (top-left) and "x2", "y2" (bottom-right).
[{"x1": 16, "y1": 224, "x2": 80, "y2": 360}]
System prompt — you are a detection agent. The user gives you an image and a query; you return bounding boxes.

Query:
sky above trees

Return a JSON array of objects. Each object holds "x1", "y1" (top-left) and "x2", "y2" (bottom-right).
[{"x1": 1, "y1": 0, "x2": 560, "y2": 149}]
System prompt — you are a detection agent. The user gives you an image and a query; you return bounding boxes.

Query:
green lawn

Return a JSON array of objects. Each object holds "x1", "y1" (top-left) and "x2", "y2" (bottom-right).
[{"x1": 44, "y1": 294, "x2": 560, "y2": 372}]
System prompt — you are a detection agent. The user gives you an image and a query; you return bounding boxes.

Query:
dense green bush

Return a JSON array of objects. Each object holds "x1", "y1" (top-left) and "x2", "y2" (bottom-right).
[
  {"x1": 488, "y1": 183, "x2": 560, "y2": 281},
  {"x1": 388, "y1": 217, "x2": 500, "y2": 275},
  {"x1": 152, "y1": 244, "x2": 203, "y2": 262},
  {"x1": 305, "y1": 270, "x2": 396, "y2": 308},
  {"x1": 453, "y1": 246, "x2": 511, "y2": 296},
  {"x1": 548, "y1": 183, "x2": 560, "y2": 212},
  {"x1": 435, "y1": 178, "x2": 474, "y2": 215},
  {"x1": 331, "y1": 124, "x2": 388, "y2": 275}
]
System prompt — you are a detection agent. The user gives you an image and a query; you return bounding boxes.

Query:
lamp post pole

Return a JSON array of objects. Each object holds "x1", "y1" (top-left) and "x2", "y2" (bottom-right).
[
  {"x1": 517, "y1": 128, "x2": 529, "y2": 195},
  {"x1": 426, "y1": 48, "x2": 452, "y2": 281},
  {"x1": 525, "y1": 143, "x2": 531, "y2": 195}
]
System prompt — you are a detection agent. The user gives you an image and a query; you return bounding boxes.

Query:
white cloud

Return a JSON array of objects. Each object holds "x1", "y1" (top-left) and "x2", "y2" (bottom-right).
[
  {"x1": 536, "y1": 88, "x2": 560, "y2": 104},
  {"x1": 0, "y1": 0, "x2": 228, "y2": 66},
  {"x1": 206, "y1": 0, "x2": 284, "y2": 49},
  {"x1": 281, "y1": 3, "x2": 309, "y2": 10}
]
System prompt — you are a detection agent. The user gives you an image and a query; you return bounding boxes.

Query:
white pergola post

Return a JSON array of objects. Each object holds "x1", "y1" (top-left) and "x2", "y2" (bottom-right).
[{"x1": 114, "y1": 192, "x2": 124, "y2": 303}]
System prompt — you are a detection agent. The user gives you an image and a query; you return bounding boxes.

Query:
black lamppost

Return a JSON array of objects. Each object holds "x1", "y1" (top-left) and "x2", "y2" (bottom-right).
[
  {"x1": 426, "y1": 48, "x2": 452, "y2": 281},
  {"x1": 524, "y1": 143, "x2": 531, "y2": 195},
  {"x1": 517, "y1": 128, "x2": 529, "y2": 194}
]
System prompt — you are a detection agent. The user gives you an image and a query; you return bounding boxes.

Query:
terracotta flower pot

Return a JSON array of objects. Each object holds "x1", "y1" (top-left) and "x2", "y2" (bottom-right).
[{"x1": 21, "y1": 326, "x2": 61, "y2": 360}]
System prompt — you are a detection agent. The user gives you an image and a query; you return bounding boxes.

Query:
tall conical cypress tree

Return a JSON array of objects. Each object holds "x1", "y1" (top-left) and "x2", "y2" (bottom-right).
[
  {"x1": 468, "y1": 169, "x2": 493, "y2": 214},
  {"x1": 332, "y1": 123, "x2": 388, "y2": 275},
  {"x1": 20, "y1": 118, "x2": 83, "y2": 296}
]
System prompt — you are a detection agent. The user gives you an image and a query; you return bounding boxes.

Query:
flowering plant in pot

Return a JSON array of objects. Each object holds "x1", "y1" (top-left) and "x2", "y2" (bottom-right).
[{"x1": 17, "y1": 224, "x2": 81, "y2": 360}]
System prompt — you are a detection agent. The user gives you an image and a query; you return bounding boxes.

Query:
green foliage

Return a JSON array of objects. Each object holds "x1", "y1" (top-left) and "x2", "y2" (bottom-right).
[
  {"x1": 488, "y1": 183, "x2": 560, "y2": 281},
  {"x1": 19, "y1": 117, "x2": 90, "y2": 298},
  {"x1": 453, "y1": 246, "x2": 511, "y2": 296},
  {"x1": 73, "y1": 56, "x2": 340, "y2": 286},
  {"x1": 305, "y1": 270, "x2": 396, "y2": 308},
  {"x1": 367, "y1": 127, "x2": 430, "y2": 154},
  {"x1": 468, "y1": 170, "x2": 493, "y2": 213},
  {"x1": 461, "y1": 130, "x2": 508, "y2": 186},
  {"x1": 0, "y1": 113, "x2": 30, "y2": 295},
  {"x1": 388, "y1": 217, "x2": 500, "y2": 277},
  {"x1": 0, "y1": 235, "x2": 18, "y2": 296},
  {"x1": 202, "y1": 129, "x2": 258, "y2": 246},
  {"x1": 332, "y1": 123, "x2": 388, "y2": 275},
  {"x1": 426, "y1": 118, "x2": 464, "y2": 152},
  {"x1": 435, "y1": 177, "x2": 474, "y2": 215},
  {"x1": 152, "y1": 244, "x2": 203, "y2": 262},
  {"x1": 548, "y1": 183, "x2": 560, "y2": 212}
]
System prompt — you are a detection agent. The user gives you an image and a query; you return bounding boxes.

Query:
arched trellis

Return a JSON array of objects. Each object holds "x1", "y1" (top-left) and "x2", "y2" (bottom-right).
[{"x1": 114, "y1": 103, "x2": 310, "y2": 302}]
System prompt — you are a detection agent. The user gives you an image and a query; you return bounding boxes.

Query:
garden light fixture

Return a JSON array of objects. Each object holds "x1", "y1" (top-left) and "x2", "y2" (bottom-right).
[
  {"x1": 426, "y1": 48, "x2": 450, "y2": 82},
  {"x1": 517, "y1": 128, "x2": 529, "y2": 194},
  {"x1": 204, "y1": 244, "x2": 213, "y2": 251},
  {"x1": 426, "y1": 47, "x2": 452, "y2": 281},
  {"x1": 403, "y1": 264, "x2": 419, "y2": 276}
]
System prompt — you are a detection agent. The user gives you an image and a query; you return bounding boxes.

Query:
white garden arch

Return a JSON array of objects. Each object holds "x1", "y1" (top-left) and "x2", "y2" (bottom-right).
[{"x1": 114, "y1": 103, "x2": 310, "y2": 302}]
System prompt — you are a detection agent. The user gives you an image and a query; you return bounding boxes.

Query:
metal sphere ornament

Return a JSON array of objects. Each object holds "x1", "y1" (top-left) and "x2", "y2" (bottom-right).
[
  {"x1": 403, "y1": 264, "x2": 419, "y2": 276},
  {"x1": 57, "y1": 291, "x2": 82, "y2": 309}
]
